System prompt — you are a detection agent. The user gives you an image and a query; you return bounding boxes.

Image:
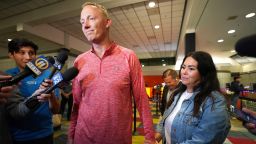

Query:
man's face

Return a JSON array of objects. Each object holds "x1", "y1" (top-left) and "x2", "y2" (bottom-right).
[
  {"x1": 9, "y1": 46, "x2": 36, "y2": 70},
  {"x1": 164, "y1": 75, "x2": 177, "y2": 89},
  {"x1": 80, "y1": 5, "x2": 111, "y2": 43}
]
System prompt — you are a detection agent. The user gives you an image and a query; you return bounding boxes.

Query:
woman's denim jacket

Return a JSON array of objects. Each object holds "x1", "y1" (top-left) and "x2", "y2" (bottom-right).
[{"x1": 156, "y1": 90, "x2": 231, "y2": 144}]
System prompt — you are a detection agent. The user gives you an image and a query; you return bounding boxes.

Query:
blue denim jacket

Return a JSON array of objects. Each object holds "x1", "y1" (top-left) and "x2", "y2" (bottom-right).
[{"x1": 156, "y1": 90, "x2": 231, "y2": 144}]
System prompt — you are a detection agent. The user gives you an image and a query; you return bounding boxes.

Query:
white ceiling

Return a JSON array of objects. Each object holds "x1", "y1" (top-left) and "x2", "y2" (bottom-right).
[{"x1": 0, "y1": 0, "x2": 256, "y2": 69}]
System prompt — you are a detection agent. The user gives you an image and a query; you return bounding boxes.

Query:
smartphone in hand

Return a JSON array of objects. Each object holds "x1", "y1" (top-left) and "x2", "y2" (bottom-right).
[{"x1": 234, "y1": 108, "x2": 256, "y2": 124}]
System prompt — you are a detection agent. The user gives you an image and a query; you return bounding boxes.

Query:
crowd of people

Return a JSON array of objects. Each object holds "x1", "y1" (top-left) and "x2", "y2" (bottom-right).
[{"x1": 0, "y1": 1, "x2": 256, "y2": 144}]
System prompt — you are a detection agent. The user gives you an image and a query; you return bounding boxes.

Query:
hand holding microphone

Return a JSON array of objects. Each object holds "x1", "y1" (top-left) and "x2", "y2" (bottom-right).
[
  {"x1": 0, "y1": 75, "x2": 15, "y2": 104},
  {"x1": 24, "y1": 67, "x2": 79, "y2": 110},
  {"x1": 32, "y1": 79, "x2": 54, "y2": 102},
  {"x1": 0, "y1": 55, "x2": 54, "y2": 88}
]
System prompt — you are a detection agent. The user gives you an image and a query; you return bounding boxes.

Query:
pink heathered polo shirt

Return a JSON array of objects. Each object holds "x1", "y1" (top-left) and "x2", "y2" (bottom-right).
[{"x1": 68, "y1": 42, "x2": 155, "y2": 144}]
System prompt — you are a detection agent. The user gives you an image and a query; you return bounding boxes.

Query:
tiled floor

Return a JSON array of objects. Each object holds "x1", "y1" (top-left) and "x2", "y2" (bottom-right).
[{"x1": 54, "y1": 101, "x2": 256, "y2": 144}]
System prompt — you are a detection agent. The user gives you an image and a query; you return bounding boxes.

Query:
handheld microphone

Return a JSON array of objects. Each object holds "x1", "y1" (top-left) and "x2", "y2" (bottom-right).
[
  {"x1": 0, "y1": 55, "x2": 52, "y2": 88},
  {"x1": 235, "y1": 34, "x2": 256, "y2": 57},
  {"x1": 48, "y1": 48, "x2": 69, "y2": 79},
  {"x1": 45, "y1": 67, "x2": 78, "y2": 94},
  {"x1": 24, "y1": 67, "x2": 78, "y2": 110}
]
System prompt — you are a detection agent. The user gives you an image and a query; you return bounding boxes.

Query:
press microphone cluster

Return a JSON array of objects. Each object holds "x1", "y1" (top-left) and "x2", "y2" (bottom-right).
[
  {"x1": 24, "y1": 67, "x2": 79, "y2": 110},
  {"x1": 0, "y1": 55, "x2": 54, "y2": 88}
]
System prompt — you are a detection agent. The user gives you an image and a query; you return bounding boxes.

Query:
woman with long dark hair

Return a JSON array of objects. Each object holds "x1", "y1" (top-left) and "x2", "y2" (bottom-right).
[{"x1": 155, "y1": 51, "x2": 230, "y2": 144}]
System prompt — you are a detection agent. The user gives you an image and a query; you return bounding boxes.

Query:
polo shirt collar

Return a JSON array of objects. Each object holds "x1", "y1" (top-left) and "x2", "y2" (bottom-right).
[{"x1": 90, "y1": 41, "x2": 117, "y2": 56}]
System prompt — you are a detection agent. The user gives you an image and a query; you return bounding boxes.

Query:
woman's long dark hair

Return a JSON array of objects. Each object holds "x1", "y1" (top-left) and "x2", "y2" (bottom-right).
[{"x1": 166, "y1": 51, "x2": 220, "y2": 116}]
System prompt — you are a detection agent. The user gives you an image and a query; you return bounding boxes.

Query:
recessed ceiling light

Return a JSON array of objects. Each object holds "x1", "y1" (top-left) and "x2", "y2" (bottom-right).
[
  {"x1": 154, "y1": 25, "x2": 160, "y2": 29},
  {"x1": 161, "y1": 59, "x2": 165, "y2": 61},
  {"x1": 245, "y1": 13, "x2": 255, "y2": 18},
  {"x1": 217, "y1": 39, "x2": 224, "y2": 43},
  {"x1": 148, "y1": 1, "x2": 156, "y2": 8},
  {"x1": 228, "y1": 29, "x2": 235, "y2": 34},
  {"x1": 7, "y1": 39, "x2": 12, "y2": 41}
]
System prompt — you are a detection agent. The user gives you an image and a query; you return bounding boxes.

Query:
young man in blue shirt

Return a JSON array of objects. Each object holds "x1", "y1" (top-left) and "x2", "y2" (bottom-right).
[{"x1": 6, "y1": 38, "x2": 60, "y2": 144}]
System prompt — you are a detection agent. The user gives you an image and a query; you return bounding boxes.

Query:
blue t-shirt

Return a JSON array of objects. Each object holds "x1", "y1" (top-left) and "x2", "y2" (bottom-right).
[{"x1": 6, "y1": 67, "x2": 60, "y2": 141}]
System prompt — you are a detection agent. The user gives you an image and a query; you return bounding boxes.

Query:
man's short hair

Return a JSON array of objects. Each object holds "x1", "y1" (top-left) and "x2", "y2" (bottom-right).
[
  {"x1": 8, "y1": 38, "x2": 38, "y2": 54},
  {"x1": 162, "y1": 69, "x2": 178, "y2": 79},
  {"x1": 234, "y1": 76, "x2": 240, "y2": 81},
  {"x1": 82, "y1": 2, "x2": 109, "y2": 18}
]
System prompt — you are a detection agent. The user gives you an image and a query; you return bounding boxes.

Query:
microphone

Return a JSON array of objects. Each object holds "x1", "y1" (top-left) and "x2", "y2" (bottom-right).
[
  {"x1": 0, "y1": 55, "x2": 52, "y2": 88},
  {"x1": 48, "y1": 48, "x2": 69, "y2": 79},
  {"x1": 45, "y1": 67, "x2": 78, "y2": 94},
  {"x1": 24, "y1": 67, "x2": 78, "y2": 110},
  {"x1": 235, "y1": 34, "x2": 256, "y2": 57}
]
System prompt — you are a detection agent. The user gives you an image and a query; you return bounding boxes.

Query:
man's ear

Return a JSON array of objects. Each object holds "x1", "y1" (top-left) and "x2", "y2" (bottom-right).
[
  {"x1": 8, "y1": 52, "x2": 14, "y2": 59},
  {"x1": 106, "y1": 19, "x2": 112, "y2": 28}
]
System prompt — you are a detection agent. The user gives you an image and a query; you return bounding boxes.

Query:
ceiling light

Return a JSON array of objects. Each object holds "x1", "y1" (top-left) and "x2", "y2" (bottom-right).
[
  {"x1": 154, "y1": 25, "x2": 160, "y2": 29},
  {"x1": 148, "y1": 1, "x2": 156, "y2": 8},
  {"x1": 228, "y1": 30, "x2": 235, "y2": 34},
  {"x1": 217, "y1": 39, "x2": 224, "y2": 43},
  {"x1": 162, "y1": 63, "x2": 166, "y2": 66},
  {"x1": 142, "y1": 64, "x2": 145, "y2": 67},
  {"x1": 7, "y1": 39, "x2": 12, "y2": 41},
  {"x1": 231, "y1": 50, "x2": 236, "y2": 53},
  {"x1": 162, "y1": 59, "x2": 165, "y2": 61},
  {"x1": 245, "y1": 13, "x2": 255, "y2": 18}
]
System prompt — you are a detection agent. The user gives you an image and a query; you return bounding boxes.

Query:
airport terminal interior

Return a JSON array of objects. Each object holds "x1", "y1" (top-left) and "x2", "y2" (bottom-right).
[{"x1": 1, "y1": 0, "x2": 256, "y2": 143}]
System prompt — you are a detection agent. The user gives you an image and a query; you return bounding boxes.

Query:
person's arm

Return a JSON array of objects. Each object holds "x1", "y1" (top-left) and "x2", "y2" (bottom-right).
[
  {"x1": 242, "y1": 108, "x2": 256, "y2": 134},
  {"x1": 38, "y1": 79, "x2": 60, "y2": 114},
  {"x1": 68, "y1": 77, "x2": 82, "y2": 144},
  {"x1": 61, "y1": 89, "x2": 72, "y2": 98},
  {"x1": 1, "y1": 75, "x2": 31, "y2": 119},
  {"x1": 0, "y1": 75, "x2": 13, "y2": 104},
  {"x1": 5, "y1": 92, "x2": 31, "y2": 119},
  {"x1": 155, "y1": 109, "x2": 166, "y2": 143},
  {"x1": 48, "y1": 92, "x2": 60, "y2": 114},
  {"x1": 129, "y1": 52, "x2": 155, "y2": 143},
  {"x1": 160, "y1": 86, "x2": 167, "y2": 116},
  {"x1": 181, "y1": 92, "x2": 230, "y2": 144}
]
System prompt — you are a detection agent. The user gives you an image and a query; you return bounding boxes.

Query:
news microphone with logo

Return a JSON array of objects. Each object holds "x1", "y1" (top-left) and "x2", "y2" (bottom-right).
[
  {"x1": 48, "y1": 48, "x2": 69, "y2": 79},
  {"x1": 24, "y1": 67, "x2": 78, "y2": 110},
  {"x1": 0, "y1": 55, "x2": 53, "y2": 88}
]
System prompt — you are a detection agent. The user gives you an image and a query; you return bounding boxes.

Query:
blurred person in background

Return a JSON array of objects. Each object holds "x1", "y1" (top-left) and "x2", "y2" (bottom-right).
[
  {"x1": 160, "y1": 69, "x2": 180, "y2": 116},
  {"x1": 60, "y1": 82, "x2": 73, "y2": 121},
  {"x1": 230, "y1": 76, "x2": 244, "y2": 109}
]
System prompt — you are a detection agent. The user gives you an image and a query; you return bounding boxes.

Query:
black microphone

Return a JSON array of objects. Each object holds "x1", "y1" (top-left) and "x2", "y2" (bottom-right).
[
  {"x1": 48, "y1": 48, "x2": 69, "y2": 79},
  {"x1": 0, "y1": 55, "x2": 52, "y2": 88},
  {"x1": 235, "y1": 34, "x2": 256, "y2": 57},
  {"x1": 44, "y1": 67, "x2": 78, "y2": 94},
  {"x1": 24, "y1": 67, "x2": 78, "y2": 110}
]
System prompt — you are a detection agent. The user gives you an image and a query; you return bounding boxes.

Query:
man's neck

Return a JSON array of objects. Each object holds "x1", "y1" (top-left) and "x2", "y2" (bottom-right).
[
  {"x1": 92, "y1": 40, "x2": 112, "y2": 58},
  {"x1": 18, "y1": 66, "x2": 24, "y2": 72}
]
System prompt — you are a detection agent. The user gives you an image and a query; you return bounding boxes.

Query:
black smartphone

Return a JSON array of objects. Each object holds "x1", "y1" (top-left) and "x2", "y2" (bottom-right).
[{"x1": 234, "y1": 108, "x2": 256, "y2": 124}]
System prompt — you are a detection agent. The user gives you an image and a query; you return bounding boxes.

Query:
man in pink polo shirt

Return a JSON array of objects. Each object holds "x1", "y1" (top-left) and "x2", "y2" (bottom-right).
[{"x1": 68, "y1": 2, "x2": 155, "y2": 144}]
